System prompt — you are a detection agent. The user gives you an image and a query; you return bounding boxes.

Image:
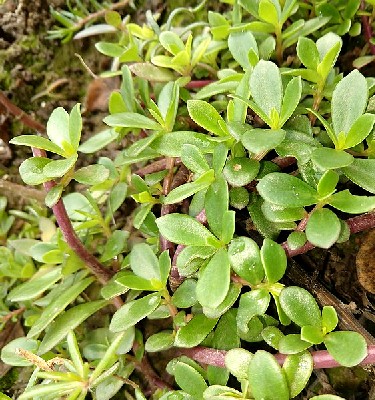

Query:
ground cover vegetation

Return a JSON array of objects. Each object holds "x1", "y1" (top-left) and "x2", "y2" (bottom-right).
[{"x1": 1, "y1": 0, "x2": 375, "y2": 398}]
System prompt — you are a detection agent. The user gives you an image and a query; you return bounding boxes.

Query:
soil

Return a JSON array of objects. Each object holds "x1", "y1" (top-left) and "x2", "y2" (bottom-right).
[{"x1": 1, "y1": 1, "x2": 375, "y2": 399}]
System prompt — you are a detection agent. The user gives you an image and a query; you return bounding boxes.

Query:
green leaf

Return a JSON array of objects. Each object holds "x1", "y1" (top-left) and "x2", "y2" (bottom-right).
[
  {"x1": 173, "y1": 362, "x2": 208, "y2": 397},
  {"x1": 301, "y1": 325, "x2": 325, "y2": 344},
  {"x1": 95, "y1": 41, "x2": 125, "y2": 57},
  {"x1": 130, "y1": 243, "x2": 160, "y2": 281},
  {"x1": 261, "y1": 202, "x2": 305, "y2": 223},
  {"x1": 248, "y1": 351, "x2": 289, "y2": 400},
  {"x1": 18, "y1": 382, "x2": 82, "y2": 399},
  {"x1": 164, "y1": 169, "x2": 215, "y2": 204},
  {"x1": 228, "y1": 31, "x2": 258, "y2": 70},
  {"x1": 151, "y1": 131, "x2": 217, "y2": 157},
  {"x1": 283, "y1": 352, "x2": 313, "y2": 398},
  {"x1": 225, "y1": 348, "x2": 253, "y2": 380},
  {"x1": 310, "y1": 396, "x2": 346, "y2": 400},
  {"x1": 157, "y1": 214, "x2": 221, "y2": 247},
  {"x1": 311, "y1": 148, "x2": 354, "y2": 170},
  {"x1": 45, "y1": 184, "x2": 63, "y2": 207},
  {"x1": 78, "y1": 129, "x2": 119, "y2": 153},
  {"x1": 260, "y1": 238, "x2": 287, "y2": 283},
  {"x1": 258, "y1": 0, "x2": 280, "y2": 26},
  {"x1": 7, "y1": 267, "x2": 62, "y2": 301},
  {"x1": 145, "y1": 331, "x2": 175, "y2": 352},
  {"x1": 196, "y1": 248, "x2": 230, "y2": 308},
  {"x1": 43, "y1": 155, "x2": 78, "y2": 179},
  {"x1": 177, "y1": 246, "x2": 217, "y2": 276},
  {"x1": 332, "y1": 70, "x2": 368, "y2": 136},
  {"x1": 110, "y1": 293, "x2": 161, "y2": 332},
  {"x1": 103, "y1": 112, "x2": 162, "y2": 130},
  {"x1": 229, "y1": 186, "x2": 250, "y2": 210},
  {"x1": 344, "y1": 113, "x2": 375, "y2": 149},
  {"x1": 237, "y1": 289, "x2": 270, "y2": 333},
  {"x1": 1, "y1": 337, "x2": 39, "y2": 366},
  {"x1": 223, "y1": 157, "x2": 260, "y2": 187},
  {"x1": 27, "y1": 276, "x2": 94, "y2": 338},
  {"x1": 324, "y1": 331, "x2": 367, "y2": 367},
  {"x1": 342, "y1": 158, "x2": 375, "y2": 194},
  {"x1": 172, "y1": 279, "x2": 197, "y2": 308},
  {"x1": 242, "y1": 128, "x2": 285, "y2": 154},
  {"x1": 287, "y1": 231, "x2": 307, "y2": 250},
  {"x1": 278, "y1": 334, "x2": 314, "y2": 354},
  {"x1": 69, "y1": 104, "x2": 82, "y2": 149},
  {"x1": 316, "y1": 33, "x2": 342, "y2": 78},
  {"x1": 205, "y1": 176, "x2": 229, "y2": 239},
  {"x1": 187, "y1": 100, "x2": 229, "y2": 136},
  {"x1": 108, "y1": 182, "x2": 128, "y2": 213},
  {"x1": 305, "y1": 208, "x2": 341, "y2": 248},
  {"x1": 116, "y1": 271, "x2": 157, "y2": 291},
  {"x1": 317, "y1": 170, "x2": 339, "y2": 198},
  {"x1": 280, "y1": 77, "x2": 302, "y2": 127},
  {"x1": 101, "y1": 230, "x2": 128, "y2": 262},
  {"x1": 250, "y1": 60, "x2": 282, "y2": 118},
  {"x1": 129, "y1": 63, "x2": 175, "y2": 82},
  {"x1": 228, "y1": 237, "x2": 264, "y2": 285},
  {"x1": 322, "y1": 306, "x2": 338, "y2": 333},
  {"x1": 174, "y1": 314, "x2": 218, "y2": 347},
  {"x1": 181, "y1": 144, "x2": 210, "y2": 174},
  {"x1": 38, "y1": 300, "x2": 107, "y2": 354},
  {"x1": 19, "y1": 157, "x2": 52, "y2": 185},
  {"x1": 9, "y1": 135, "x2": 65, "y2": 156},
  {"x1": 203, "y1": 283, "x2": 241, "y2": 319},
  {"x1": 74, "y1": 165, "x2": 109, "y2": 185},
  {"x1": 46, "y1": 107, "x2": 72, "y2": 151},
  {"x1": 261, "y1": 326, "x2": 284, "y2": 350},
  {"x1": 279, "y1": 286, "x2": 321, "y2": 327},
  {"x1": 328, "y1": 190, "x2": 375, "y2": 213},
  {"x1": 257, "y1": 173, "x2": 317, "y2": 207},
  {"x1": 159, "y1": 31, "x2": 185, "y2": 55},
  {"x1": 297, "y1": 37, "x2": 319, "y2": 70},
  {"x1": 63, "y1": 192, "x2": 95, "y2": 221}
]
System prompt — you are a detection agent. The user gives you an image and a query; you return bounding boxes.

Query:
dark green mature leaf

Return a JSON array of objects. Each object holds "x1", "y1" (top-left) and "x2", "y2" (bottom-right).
[
  {"x1": 332, "y1": 70, "x2": 368, "y2": 135},
  {"x1": 328, "y1": 190, "x2": 375, "y2": 213},
  {"x1": 164, "y1": 169, "x2": 215, "y2": 204},
  {"x1": 228, "y1": 237, "x2": 264, "y2": 285},
  {"x1": 177, "y1": 245, "x2": 217, "y2": 276},
  {"x1": 223, "y1": 157, "x2": 260, "y2": 187},
  {"x1": 305, "y1": 208, "x2": 341, "y2": 248},
  {"x1": 261, "y1": 202, "x2": 305, "y2": 223},
  {"x1": 283, "y1": 352, "x2": 313, "y2": 398},
  {"x1": 205, "y1": 176, "x2": 229, "y2": 239},
  {"x1": 103, "y1": 112, "x2": 162, "y2": 130},
  {"x1": 237, "y1": 289, "x2": 270, "y2": 333},
  {"x1": 344, "y1": 114, "x2": 375, "y2": 149},
  {"x1": 203, "y1": 283, "x2": 242, "y2": 318},
  {"x1": 130, "y1": 243, "x2": 160, "y2": 281},
  {"x1": 172, "y1": 279, "x2": 197, "y2": 308},
  {"x1": 260, "y1": 238, "x2": 287, "y2": 283},
  {"x1": 157, "y1": 214, "x2": 221, "y2": 247},
  {"x1": 248, "y1": 350, "x2": 289, "y2": 400},
  {"x1": 324, "y1": 331, "x2": 367, "y2": 367},
  {"x1": 250, "y1": 60, "x2": 282, "y2": 118},
  {"x1": 311, "y1": 148, "x2": 354, "y2": 170},
  {"x1": 317, "y1": 170, "x2": 339, "y2": 198},
  {"x1": 257, "y1": 173, "x2": 317, "y2": 207},
  {"x1": 196, "y1": 248, "x2": 231, "y2": 308},
  {"x1": 342, "y1": 158, "x2": 375, "y2": 194},
  {"x1": 174, "y1": 314, "x2": 218, "y2": 347},
  {"x1": 145, "y1": 331, "x2": 175, "y2": 352},
  {"x1": 27, "y1": 276, "x2": 94, "y2": 338},
  {"x1": 279, "y1": 286, "x2": 321, "y2": 327},
  {"x1": 242, "y1": 128, "x2": 285, "y2": 154},
  {"x1": 110, "y1": 293, "x2": 161, "y2": 332},
  {"x1": 181, "y1": 144, "x2": 210, "y2": 174},
  {"x1": 101, "y1": 230, "x2": 128, "y2": 262},
  {"x1": 151, "y1": 131, "x2": 217, "y2": 157},
  {"x1": 38, "y1": 300, "x2": 107, "y2": 354},
  {"x1": 187, "y1": 100, "x2": 229, "y2": 136},
  {"x1": 228, "y1": 31, "x2": 258, "y2": 70},
  {"x1": 173, "y1": 362, "x2": 208, "y2": 397}
]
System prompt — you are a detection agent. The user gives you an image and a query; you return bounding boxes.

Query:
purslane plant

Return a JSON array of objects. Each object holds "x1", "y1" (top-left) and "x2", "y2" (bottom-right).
[{"x1": 2, "y1": 0, "x2": 375, "y2": 399}]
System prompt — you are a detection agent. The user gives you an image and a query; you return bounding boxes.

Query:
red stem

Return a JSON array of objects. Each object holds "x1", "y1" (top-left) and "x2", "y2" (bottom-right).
[
  {"x1": 185, "y1": 80, "x2": 215, "y2": 89},
  {"x1": 178, "y1": 345, "x2": 375, "y2": 369},
  {"x1": 361, "y1": 0, "x2": 375, "y2": 56}
]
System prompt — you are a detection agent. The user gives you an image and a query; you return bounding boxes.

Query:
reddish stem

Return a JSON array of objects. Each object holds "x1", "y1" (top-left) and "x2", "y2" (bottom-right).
[
  {"x1": 178, "y1": 345, "x2": 375, "y2": 369},
  {"x1": 361, "y1": 0, "x2": 375, "y2": 56},
  {"x1": 185, "y1": 80, "x2": 215, "y2": 89}
]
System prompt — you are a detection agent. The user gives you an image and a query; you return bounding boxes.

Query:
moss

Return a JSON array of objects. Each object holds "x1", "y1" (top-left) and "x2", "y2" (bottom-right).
[{"x1": 0, "y1": 367, "x2": 18, "y2": 391}]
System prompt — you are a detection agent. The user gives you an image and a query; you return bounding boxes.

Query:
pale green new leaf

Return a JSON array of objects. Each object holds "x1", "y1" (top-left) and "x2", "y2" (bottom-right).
[
  {"x1": 103, "y1": 112, "x2": 162, "y2": 130},
  {"x1": 9, "y1": 135, "x2": 65, "y2": 156},
  {"x1": 283, "y1": 352, "x2": 313, "y2": 398}
]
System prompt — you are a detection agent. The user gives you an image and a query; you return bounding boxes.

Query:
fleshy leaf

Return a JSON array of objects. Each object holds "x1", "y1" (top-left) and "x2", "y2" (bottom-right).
[
  {"x1": 328, "y1": 190, "x2": 375, "y2": 213},
  {"x1": 342, "y1": 158, "x2": 375, "y2": 194},
  {"x1": 174, "y1": 314, "x2": 218, "y2": 347},
  {"x1": 242, "y1": 129, "x2": 285, "y2": 154},
  {"x1": 260, "y1": 238, "x2": 287, "y2": 284},
  {"x1": 305, "y1": 208, "x2": 341, "y2": 248},
  {"x1": 283, "y1": 352, "x2": 314, "y2": 398},
  {"x1": 311, "y1": 148, "x2": 354, "y2": 170}
]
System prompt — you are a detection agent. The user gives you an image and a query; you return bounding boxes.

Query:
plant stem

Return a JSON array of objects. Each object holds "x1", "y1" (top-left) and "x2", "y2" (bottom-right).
[
  {"x1": 178, "y1": 345, "x2": 375, "y2": 369},
  {"x1": 361, "y1": 0, "x2": 375, "y2": 56},
  {"x1": 185, "y1": 80, "x2": 215, "y2": 89}
]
